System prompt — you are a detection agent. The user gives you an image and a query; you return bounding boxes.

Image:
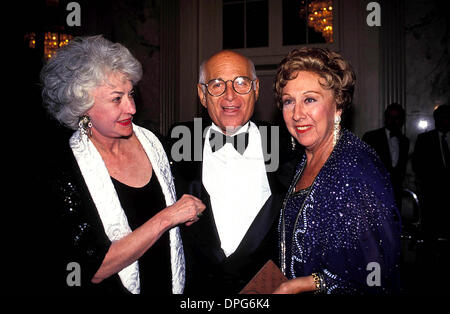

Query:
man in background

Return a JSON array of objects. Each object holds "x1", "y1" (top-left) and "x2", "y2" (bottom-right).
[
  {"x1": 412, "y1": 104, "x2": 450, "y2": 241},
  {"x1": 363, "y1": 103, "x2": 410, "y2": 210}
]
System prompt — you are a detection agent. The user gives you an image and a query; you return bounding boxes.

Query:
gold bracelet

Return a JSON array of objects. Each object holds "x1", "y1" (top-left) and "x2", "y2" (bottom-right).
[{"x1": 311, "y1": 273, "x2": 321, "y2": 293}]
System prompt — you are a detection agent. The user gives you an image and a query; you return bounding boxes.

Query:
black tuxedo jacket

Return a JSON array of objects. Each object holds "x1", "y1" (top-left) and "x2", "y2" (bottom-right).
[
  {"x1": 412, "y1": 130, "x2": 450, "y2": 237},
  {"x1": 362, "y1": 128, "x2": 409, "y2": 204},
  {"x1": 412, "y1": 129, "x2": 449, "y2": 180},
  {"x1": 167, "y1": 119, "x2": 296, "y2": 294}
]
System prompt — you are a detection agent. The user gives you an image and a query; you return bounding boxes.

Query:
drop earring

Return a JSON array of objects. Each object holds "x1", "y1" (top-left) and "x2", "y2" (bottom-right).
[
  {"x1": 78, "y1": 115, "x2": 92, "y2": 139},
  {"x1": 333, "y1": 115, "x2": 341, "y2": 147},
  {"x1": 291, "y1": 136, "x2": 296, "y2": 151}
]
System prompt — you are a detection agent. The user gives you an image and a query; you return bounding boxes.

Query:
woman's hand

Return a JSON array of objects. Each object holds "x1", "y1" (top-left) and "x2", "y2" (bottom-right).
[
  {"x1": 91, "y1": 194, "x2": 205, "y2": 283},
  {"x1": 273, "y1": 276, "x2": 316, "y2": 294},
  {"x1": 163, "y1": 194, "x2": 206, "y2": 227}
]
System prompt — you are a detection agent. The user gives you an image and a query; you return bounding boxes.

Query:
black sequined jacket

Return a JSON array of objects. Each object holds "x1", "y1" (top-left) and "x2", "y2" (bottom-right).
[{"x1": 36, "y1": 139, "x2": 129, "y2": 295}]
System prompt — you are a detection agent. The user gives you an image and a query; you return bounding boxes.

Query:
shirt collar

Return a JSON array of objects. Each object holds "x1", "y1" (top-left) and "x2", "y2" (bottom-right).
[{"x1": 210, "y1": 121, "x2": 251, "y2": 136}]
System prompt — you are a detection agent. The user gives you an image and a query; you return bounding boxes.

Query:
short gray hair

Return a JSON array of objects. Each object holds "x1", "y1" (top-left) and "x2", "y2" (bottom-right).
[{"x1": 40, "y1": 35, "x2": 143, "y2": 130}]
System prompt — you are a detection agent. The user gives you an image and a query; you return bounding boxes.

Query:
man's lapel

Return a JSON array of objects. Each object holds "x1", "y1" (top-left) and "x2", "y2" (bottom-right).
[
  {"x1": 226, "y1": 122, "x2": 282, "y2": 261},
  {"x1": 188, "y1": 120, "x2": 227, "y2": 262},
  {"x1": 188, "y1": 119, "x2": 281, "y2": 263}
]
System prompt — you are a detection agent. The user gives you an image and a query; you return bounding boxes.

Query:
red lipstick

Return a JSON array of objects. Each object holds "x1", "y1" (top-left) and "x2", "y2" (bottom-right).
[
  {"x1": 295, "y1": 125, "x2": 312, "y2": 133},
  {"x1": 118, "y1": 118, "x2": 133, "y2": 126}
]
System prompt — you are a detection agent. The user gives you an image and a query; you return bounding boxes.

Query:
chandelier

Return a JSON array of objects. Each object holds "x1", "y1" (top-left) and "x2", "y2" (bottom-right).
[
  {"x1": 24, "y1": 32, "x2": 73, "y2": 60},
  {"x1": 300, "y1": 0, "x2": 334, "y2": 43},
  {"x1": 44, "y1": 32, "x2": 73, "y2": 59}
]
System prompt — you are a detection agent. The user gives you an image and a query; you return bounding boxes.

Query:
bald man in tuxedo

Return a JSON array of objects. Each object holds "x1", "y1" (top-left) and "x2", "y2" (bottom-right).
[{"x1": 168, "y1": 50, "x2": 294, "y2": 294}]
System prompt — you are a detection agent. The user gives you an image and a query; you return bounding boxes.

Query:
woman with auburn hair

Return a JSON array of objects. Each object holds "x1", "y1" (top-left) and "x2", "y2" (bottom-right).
[{"x1": 273, "y1": 47, "x2": 401, "y2": 294}]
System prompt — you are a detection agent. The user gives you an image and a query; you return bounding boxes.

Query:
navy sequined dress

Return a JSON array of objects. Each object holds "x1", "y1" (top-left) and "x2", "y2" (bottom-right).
[{"x1": 279, "y1": 129, "x2": 401, "y2": 294}]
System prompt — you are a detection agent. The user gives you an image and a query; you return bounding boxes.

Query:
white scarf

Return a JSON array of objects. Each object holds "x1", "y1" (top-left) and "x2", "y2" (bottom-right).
[{"x1": 70, "y1": 124, "x2": 185, "y2": 294}]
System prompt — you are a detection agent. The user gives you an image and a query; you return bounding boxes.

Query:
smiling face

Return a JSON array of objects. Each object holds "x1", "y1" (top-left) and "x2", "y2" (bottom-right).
[
  {"x1": 198, "y1": 51, "x2": 259, "y2": 134},
  {"x1": 281, "y1": 71, "x2": 341, "y2": 153},
  {"x1": 86, "y1": 72, "x2": 136, "y2": 142}
]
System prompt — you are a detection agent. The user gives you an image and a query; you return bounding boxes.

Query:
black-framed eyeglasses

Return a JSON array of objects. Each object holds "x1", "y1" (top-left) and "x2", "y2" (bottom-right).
[{"x1": 201, "y1": 76, "x2": 256, "y2": 97}]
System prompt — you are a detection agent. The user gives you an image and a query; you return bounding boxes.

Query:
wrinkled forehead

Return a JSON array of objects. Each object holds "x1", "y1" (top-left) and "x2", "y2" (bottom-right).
[{"x1": 205, "y1": 53, "x2": 252, "y2": 81}]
